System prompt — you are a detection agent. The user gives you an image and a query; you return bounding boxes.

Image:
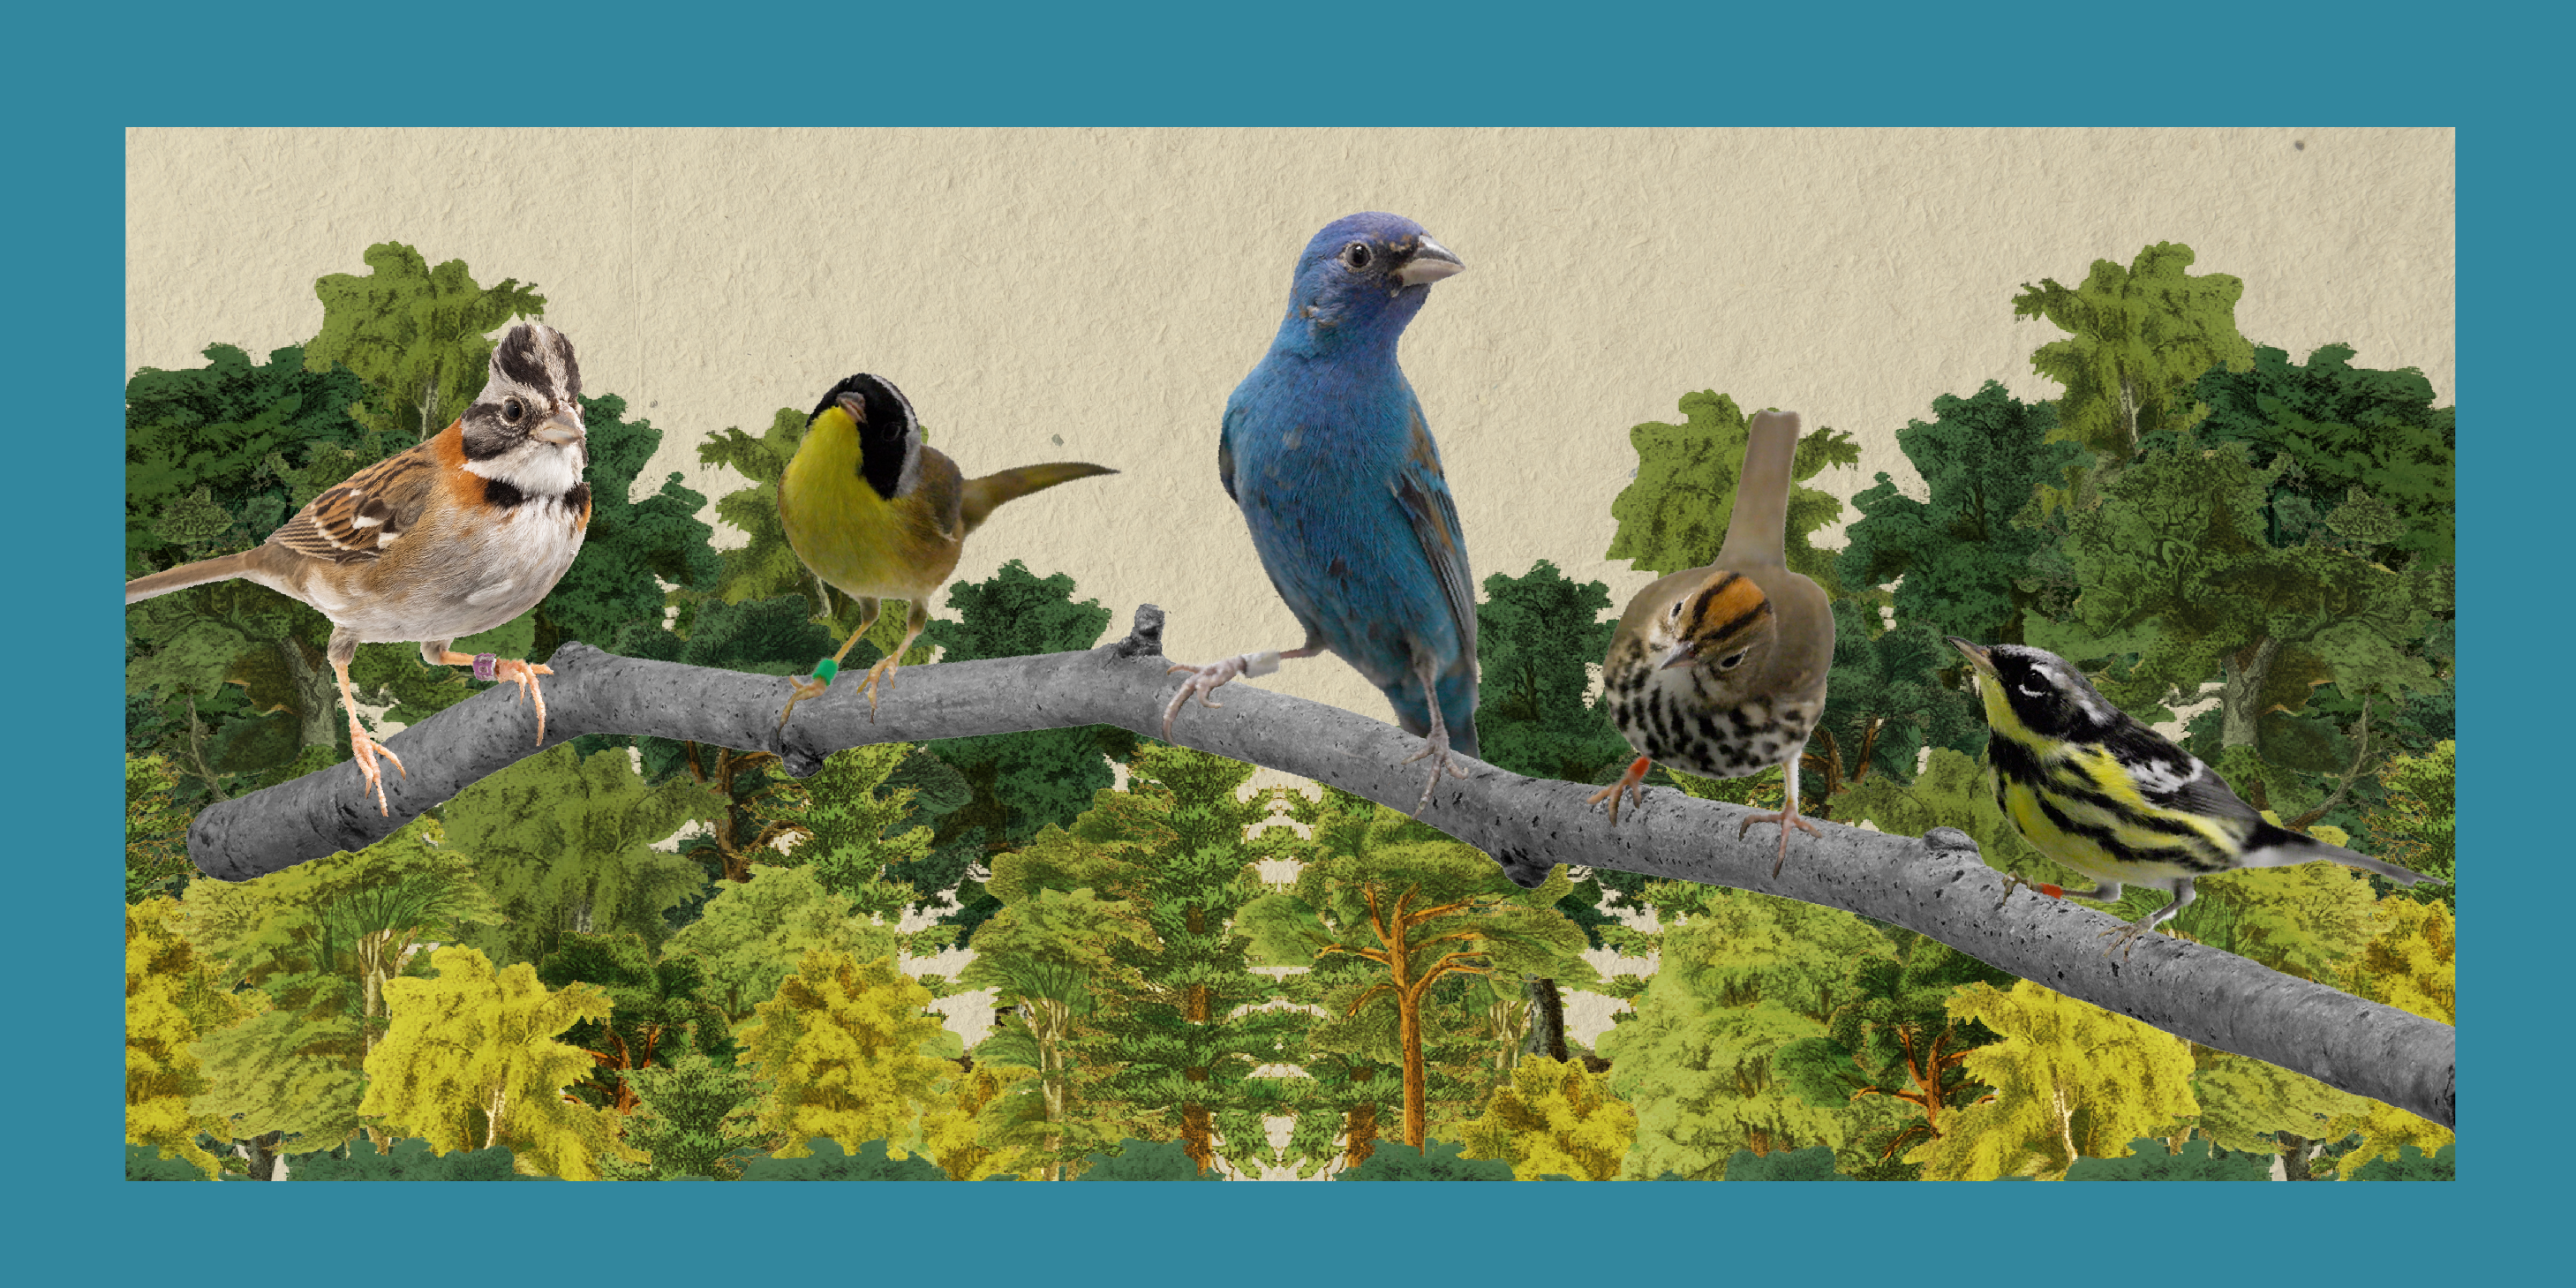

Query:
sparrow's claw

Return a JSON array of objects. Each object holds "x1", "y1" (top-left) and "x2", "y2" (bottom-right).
[
  {"x1": 1586, "y1": 756, "x2": 1654, "y2": 828},
  {"x1": 1740, "y1": 809, "x2": 1825, "y2": 877},
  {"x1": 1160, "y1": 652, "x2": 1279, "y2": 741},
  {"x1": 490, "y1": 659, "x2": 554, "y2": 744},
  {"x1": 347, "y1": 718, "x2": 407, "y2": 817}
]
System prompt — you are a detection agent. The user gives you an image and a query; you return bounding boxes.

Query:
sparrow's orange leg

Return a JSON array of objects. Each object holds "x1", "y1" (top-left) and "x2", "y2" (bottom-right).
[
  {"x1": 781, "y1": 599, "x2": 880, "y2": 729},
  {"x1": 433, "y1": 651, "x2": 554, "y2": 744},
  {"x1": 1586, "y1": 756, "x2": 1654, "y2": 828},
  {"x1": 1737, "y1": 742, "x2": 1824, "y2": 877},
  {"x1": 333, "y1": 659, "x2": 406, "y2": 817}
]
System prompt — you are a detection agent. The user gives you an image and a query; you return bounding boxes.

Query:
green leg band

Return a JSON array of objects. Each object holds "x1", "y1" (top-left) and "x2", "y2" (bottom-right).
[{"x1": 811, "y1": 659, "x2": 839, "y2": 684}]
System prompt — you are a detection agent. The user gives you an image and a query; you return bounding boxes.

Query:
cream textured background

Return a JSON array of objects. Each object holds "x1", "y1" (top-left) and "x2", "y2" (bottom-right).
[{"x1": 125, "y1": 127, "x2": 2455, "y2": 744}]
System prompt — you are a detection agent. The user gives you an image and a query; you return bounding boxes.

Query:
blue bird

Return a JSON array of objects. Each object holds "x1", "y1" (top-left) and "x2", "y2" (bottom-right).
[{"x1": 1163, "y1": 212, "x2": 1478, "y2": 810}]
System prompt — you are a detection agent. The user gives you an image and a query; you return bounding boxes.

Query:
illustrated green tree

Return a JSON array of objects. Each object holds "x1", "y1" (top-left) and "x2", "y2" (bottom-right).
[
  {"x1": 438, "y1": 743, "x2": 712, "y2": 967},
  {"x1": 1595, "y1": 881, "x2": 1922, "y2": 1179},
  {"x1": 1072, "y1": 746, "x2": 1311, "y2": 1178},
  {"x1": 1604, "y1": 390, "x2": 1860, "y2": 589},
  {"x1": 1770, "y1": 930, "x2": 2016, "y2": 1176},
  {"x1": 1246, "y1": 795, "x2": 1596, "y2": 1151},
  {"x1": 734, "y1": 949, "x2": 967, "y2": 1168},
  {"x1": 1835, "y1": 381, "x2": 2090, "y2": 647},
  {"x1": 183, "y1": 817, "x2": 496, "y2": 1169},
  {"x1": 360, "y1": 944, "x2": 642, "y2": 1180},
  {"x1": 304, "y1": 241, "x2": 547, "y2": 443},
  {"x1": 534, "y1": 932, "x2": 732, "y2": 1114},
  {"x1": 697, "y1": 405, "x2": 839, "y2": 624},
  {"x1": 1904, "y1": 980, "x2": 2199, "y2": 1181},
  {"x1": 2011, "y1": 240, "x2": 2255, "y2": 463},
  {"x1": 127, "y1": 898, "x2": 249, "y2": 1180},
  {"x1": 2062, "y1": 1136, "x2": 2272, "y2": 1181},
  {"x1": 663, "y1": 865, "x2": 902, "y2": 1026},
  {"x1": 126, "y1": 754, "x2": 193, "y2": 903},
  {"x1": 772, "y1": 743, "x2": 956, "y2": 954},
  {"x1": 1807, "y1": 599, "x2": 1985, "y2": 802},
  {"x1": 920, "y1": 561, "x2": 1129, "y2": 862},
  {"x1": 2030, "y1": 434, "x2": 2448, "y2": 761},
  {"x1": 124, "y1": 343, "x2": 403, "y2": 795},
  {"x1": 1472, "y1": 559, "x2": 1629, "y2": 787},
  {"x1": 602, "y1": 1050, "x2": 773, "y2": 1179},
  {"x1": 958, "y1": 885, "x2": 1151, "y2": 1179},
  {"x1": 1451, "y1": 1055, "x2": 1638, "y2": 1180},
  {"x1": 2192, "y1": 343, "x2": 2454, "y2": 570}
]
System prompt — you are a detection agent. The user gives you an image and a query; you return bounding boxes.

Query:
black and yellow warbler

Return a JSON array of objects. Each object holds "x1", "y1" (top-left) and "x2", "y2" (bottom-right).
[
  {"x1": 1946, "y1": 636, "x2": 2429, "y2": 957},
  {"x1": 776, "y1": 373, "x2": 1115, "y2": 727}
]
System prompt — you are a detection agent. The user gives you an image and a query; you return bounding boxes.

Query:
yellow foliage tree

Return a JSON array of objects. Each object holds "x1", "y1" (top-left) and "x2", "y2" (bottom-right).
[
  {"x1": 1907, "y1": 980, "x2": 2198, "y2": 1180},
  {"x1": 1453, "y1": 1056, "x2": 1638, "y2": 1180},
  {"x1": 126, "y1": 898, "x2": 249, "y2": 1179},
  {"x1": 360, "y1": 945, "x2": 641, "y2": 1180},
  {"x1": 2331, "y1": 896, "x2": 2455, "y2": 1172},
  {"x1": 735, "y1": 949, "x2": 967, "y2": 1166}
]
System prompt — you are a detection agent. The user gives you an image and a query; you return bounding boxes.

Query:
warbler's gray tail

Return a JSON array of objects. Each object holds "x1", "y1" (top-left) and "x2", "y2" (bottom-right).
[
  {"x1": 2244, "y1": 822, "x2": 2432, "y2": 885},
  {"x1": 126, "y1": 551, "x2": 258, "y2": 605}
]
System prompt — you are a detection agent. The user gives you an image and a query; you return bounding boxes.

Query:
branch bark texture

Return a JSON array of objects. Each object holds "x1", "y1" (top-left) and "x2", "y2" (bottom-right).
[{"x1": 188, "y1": 606, "x2": 2457, "y2": 1128}]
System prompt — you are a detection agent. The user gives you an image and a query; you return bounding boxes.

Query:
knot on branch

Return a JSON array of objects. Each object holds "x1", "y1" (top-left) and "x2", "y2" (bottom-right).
[{"x1": 1105, "y1": 604, "x2": 1168, "y2": 659}]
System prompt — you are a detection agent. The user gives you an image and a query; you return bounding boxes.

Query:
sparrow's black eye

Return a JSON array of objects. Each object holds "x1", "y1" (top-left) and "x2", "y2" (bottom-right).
[
  {"x1": 1342, "y1": 242, "x2": 1373, "y2": 269},
  {"x1": 503, "y1": 398, "x2": 525, "y2": 424},
  {"x1": 1718, "y1": 651, "x2": 1750, "y2": 671}
]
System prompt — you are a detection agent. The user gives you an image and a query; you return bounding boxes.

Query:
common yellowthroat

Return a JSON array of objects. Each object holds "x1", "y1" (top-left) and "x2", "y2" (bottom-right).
[{"x1": 776, "y1": 373, "x2": 1116, "y2": 727}]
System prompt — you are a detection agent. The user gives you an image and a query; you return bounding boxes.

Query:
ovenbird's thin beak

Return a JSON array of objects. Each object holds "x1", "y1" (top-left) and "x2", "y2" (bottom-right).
[
  {"x1": 532, "y1": 409, "x2": 585, "y2": 445},
  {"x1": 1658, "y1": 640, "x2": 1698, "y2": 671}
]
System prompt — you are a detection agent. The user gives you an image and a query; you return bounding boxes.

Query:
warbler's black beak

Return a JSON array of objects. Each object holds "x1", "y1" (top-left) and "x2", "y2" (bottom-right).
[{"x1": 1945, "y1": 636, "x2": 1995, "y2": 675}]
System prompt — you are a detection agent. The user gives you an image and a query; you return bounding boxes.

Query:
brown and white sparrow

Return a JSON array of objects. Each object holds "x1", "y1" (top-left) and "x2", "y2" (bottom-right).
[
  {"x1": 1592, "y1": 409, "x2": 1835, "y2": 875},
  {"x1": 125, "y1": 320, "x2": 591, "y2": 814}
]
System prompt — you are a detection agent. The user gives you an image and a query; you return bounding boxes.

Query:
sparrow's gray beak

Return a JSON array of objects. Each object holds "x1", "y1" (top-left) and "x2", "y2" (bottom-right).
[
  {"x1": 1659, "y1": 640, "x2": 1699, "y2": 672},
  {"x1": 1397, "y1": 237, "x2": 1465, "y2": 286},
  {"x1": 533, "y1": 409, "x2": 584, "y2": 445}
]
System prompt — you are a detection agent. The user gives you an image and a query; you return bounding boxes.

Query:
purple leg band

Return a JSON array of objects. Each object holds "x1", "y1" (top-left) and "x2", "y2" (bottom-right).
[{"x1": 473, "y1": 652, "x2": 499, "y2": 681}]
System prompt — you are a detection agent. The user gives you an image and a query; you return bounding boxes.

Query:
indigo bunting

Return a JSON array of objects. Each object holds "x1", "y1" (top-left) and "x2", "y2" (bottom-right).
[{"x1": 1164, "y1": 212, "x2": 1478, "y2": 810}]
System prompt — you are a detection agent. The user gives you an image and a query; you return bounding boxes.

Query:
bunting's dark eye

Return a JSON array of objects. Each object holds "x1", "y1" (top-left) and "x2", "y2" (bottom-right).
[
  {"x1": 1341, "y1": 242, "x2": 1372, "y2": 269},
  {"x1": 503, "y1": 397, "x2": 525, "y2": 423}
]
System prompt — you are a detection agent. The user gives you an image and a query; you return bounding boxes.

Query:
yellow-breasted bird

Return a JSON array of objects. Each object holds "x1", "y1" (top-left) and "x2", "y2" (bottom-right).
[
  {"x1": 775, "y1": 373, "x2": 1115, "y2": 727},
  {"x1": 1591, "y1": 409, "x2": 1835, "y2": 876},
  {"x1": 1946, "y1": 636, "x2": 2431, "y2": 958}
]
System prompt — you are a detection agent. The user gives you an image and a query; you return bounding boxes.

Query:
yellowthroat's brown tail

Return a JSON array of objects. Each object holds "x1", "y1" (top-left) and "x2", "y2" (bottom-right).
[
  {"x1": 960, "y1": 462, "x2": 1118, "y2": 535},
  {"x1": 1716, "y1": 410, "x2": 1799, "y2": 569},
  {"x1": 126, "y1": 550, "x2": 260, "y2": 604}
]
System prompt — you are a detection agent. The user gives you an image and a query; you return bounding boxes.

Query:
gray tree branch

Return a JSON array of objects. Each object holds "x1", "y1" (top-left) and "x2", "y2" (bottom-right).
[{"x1": 186, "y1": 606, "x2": 2455, "y2": 1129}]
